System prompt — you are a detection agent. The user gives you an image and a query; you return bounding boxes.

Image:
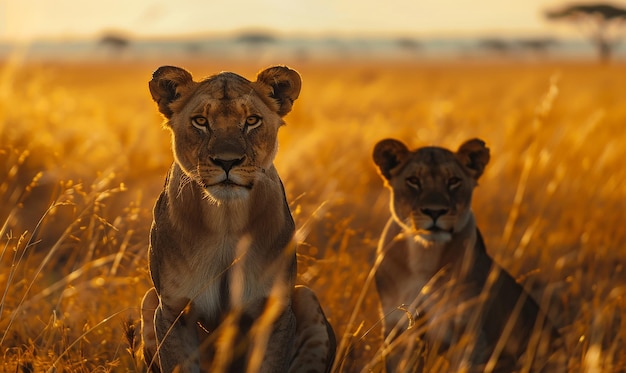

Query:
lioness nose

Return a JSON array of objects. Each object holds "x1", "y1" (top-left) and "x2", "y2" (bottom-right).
[
  {"x1": 420, "y1": 208, "x2": 449, "y2": 221},
  {"x1": 211, "y1": 156, "x2": 245, "y2": 173}
]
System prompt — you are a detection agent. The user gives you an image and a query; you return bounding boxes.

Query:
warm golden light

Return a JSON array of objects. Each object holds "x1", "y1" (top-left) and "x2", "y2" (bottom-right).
[{"x1": 2, "y1": 0, "x2": 577, "y2": 41}]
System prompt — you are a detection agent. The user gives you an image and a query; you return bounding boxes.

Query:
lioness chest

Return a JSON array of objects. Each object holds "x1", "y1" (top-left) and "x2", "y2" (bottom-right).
[
  {"x1": 376, "y1": 228, "x2": 448, "y2": 328},
  {"x1": 155, "y1": 209, "x2": 277, "y2": 326}
]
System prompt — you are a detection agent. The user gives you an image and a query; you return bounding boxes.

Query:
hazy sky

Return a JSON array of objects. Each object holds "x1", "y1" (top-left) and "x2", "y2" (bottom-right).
[{"x1": 0, "y1": 0, "x2": 617, "y2": 41}]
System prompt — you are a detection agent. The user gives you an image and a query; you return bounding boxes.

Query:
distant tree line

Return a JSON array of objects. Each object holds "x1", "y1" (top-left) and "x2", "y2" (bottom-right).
[{"x1": 545, "y1": 2, "x2": 626, "y2": 62}]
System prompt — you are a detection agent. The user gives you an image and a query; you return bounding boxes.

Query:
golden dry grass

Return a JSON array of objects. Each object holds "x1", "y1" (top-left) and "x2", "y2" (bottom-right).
[{"x1": 0, "y1": 56, "x2": 625, "y2": 372}]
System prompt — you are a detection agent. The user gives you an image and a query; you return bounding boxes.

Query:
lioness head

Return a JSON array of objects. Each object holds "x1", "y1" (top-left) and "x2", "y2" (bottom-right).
[
  {"x1": 149, "y1": 65, "x2": 301, "y2": 200},
  {"x1": 373, "y1": 138, "x2": 490, "y2": 243}
]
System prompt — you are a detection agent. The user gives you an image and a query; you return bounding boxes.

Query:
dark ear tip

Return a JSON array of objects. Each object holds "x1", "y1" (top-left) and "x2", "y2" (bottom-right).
[
  {"x1": 466, "y1": 138, "x2": 486, "y2": 148},
  {"x1": 373, "y1": 140, "x2": 389, "y2": 159},
  {"x1": 457, "y1": 138, "x2": 490, "y2": 177},
  {"x1": 459, "y1": 138, "x2": 489, "y2": 155},
  {"x1": 373, "y1": 139, "x2": 407, "y2": 154},
  {"x1": 152, "y1": 66, "x2": 174, "y2": 79},
  {"x1": 151, "y1": 66, "x2": 193, "y2": 81},
  {"x1": 149, "y1": 66, "x2": 194, "y2": 119},
  {"x1": 256, "y1": 66, "x2": 302, "y2": 116},
  {"x1": 282, "y1": 66, "x2": 302, "y2": 87},
  {"x1": 372, "y1": 138, "x2": 409, "y2": 171},
  {"x1": 152, "y1": 67, "x2": 165, "y2": 79}
]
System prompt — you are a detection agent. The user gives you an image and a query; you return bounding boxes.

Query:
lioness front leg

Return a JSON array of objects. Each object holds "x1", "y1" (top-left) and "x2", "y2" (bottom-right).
[
  {"x1": 140, "y1": 288, "x2": 159, "y2": 372},
  {"x1": 255, "y1": 306, "x2": 297, "y2": 372},
  {"x1": 154, "y1": 297, "x2": 201, "y2": 373},
  {"x1": 289, "y1": 286, "x2": 336, "y2": 373}
]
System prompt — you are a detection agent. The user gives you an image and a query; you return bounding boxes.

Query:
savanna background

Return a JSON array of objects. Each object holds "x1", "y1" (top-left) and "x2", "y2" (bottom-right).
[{"x1": 1, "y1": 1, "x2": 626, "y2": 372}]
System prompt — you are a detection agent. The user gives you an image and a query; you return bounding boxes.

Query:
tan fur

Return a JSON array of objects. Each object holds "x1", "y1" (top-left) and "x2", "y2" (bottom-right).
[
  {"x1": 373, "y1": 138, "x2": 563, "y2": 372},
  {"x1": 140, "y1": 66, "x2": 335, "y2": 372}
]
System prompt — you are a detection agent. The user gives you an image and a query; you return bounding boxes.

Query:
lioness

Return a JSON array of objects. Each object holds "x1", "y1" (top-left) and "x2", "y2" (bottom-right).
[
  {"x1": 373, "y1": 138, "x2": 562, "y2": 372},
  {"x1": 140, "y1": 66, "x2": 335, "y2": 372}
]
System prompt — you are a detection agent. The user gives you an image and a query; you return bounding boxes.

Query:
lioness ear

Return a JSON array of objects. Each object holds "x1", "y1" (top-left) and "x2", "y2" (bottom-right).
[
  {"x1": 373, "y1": 139, "x2": 410, "y2": 181},
  {"x1": 456, "y1": 138, "x2": 490, "y2": 179},
  {"x1": 256, "y1": 66, "x2": 302, "y2": 116},
  {"x1": 149, "y1": 66, "x2": 194, "y2": 119}
]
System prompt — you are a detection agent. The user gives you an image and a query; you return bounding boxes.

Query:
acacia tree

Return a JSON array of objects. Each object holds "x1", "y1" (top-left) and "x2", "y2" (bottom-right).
[{"x1": 545, "y1": 3, "x2": 626, "y2": 62}]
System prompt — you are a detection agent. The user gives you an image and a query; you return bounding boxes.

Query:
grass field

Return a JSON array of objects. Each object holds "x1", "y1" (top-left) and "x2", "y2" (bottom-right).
[{"x1": 0, "y1": 55, "x2": 625, "y2": 372}]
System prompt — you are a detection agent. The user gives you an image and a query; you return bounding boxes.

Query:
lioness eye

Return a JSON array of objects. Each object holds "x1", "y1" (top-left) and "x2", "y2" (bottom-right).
[
  {"x1": 191, "y1": 116, "x2": 208, "y2": 131},
  {"x1": 406, "y1": 176, "x2": 421, "y2": 190},
  {"x1": 448, "y1": 176, "x2": 462, "y2": 190},
  {"x1": 245, "y1": 115, "x2": 262, "y2": 132}
]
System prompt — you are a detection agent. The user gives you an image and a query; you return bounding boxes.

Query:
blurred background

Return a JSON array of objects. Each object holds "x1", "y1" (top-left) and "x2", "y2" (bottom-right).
[{"x1": 2, "y1": 0, "x2": 626, "y2": 63}]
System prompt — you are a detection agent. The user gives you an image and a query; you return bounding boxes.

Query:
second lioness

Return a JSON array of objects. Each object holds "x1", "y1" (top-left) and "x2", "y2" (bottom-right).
[
  {"x1": 140, "y1": 66, "x2": 335, "y2": 372},
  {"x1": 373, "y1": 138, "x2": 561, "y2": 372}
]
